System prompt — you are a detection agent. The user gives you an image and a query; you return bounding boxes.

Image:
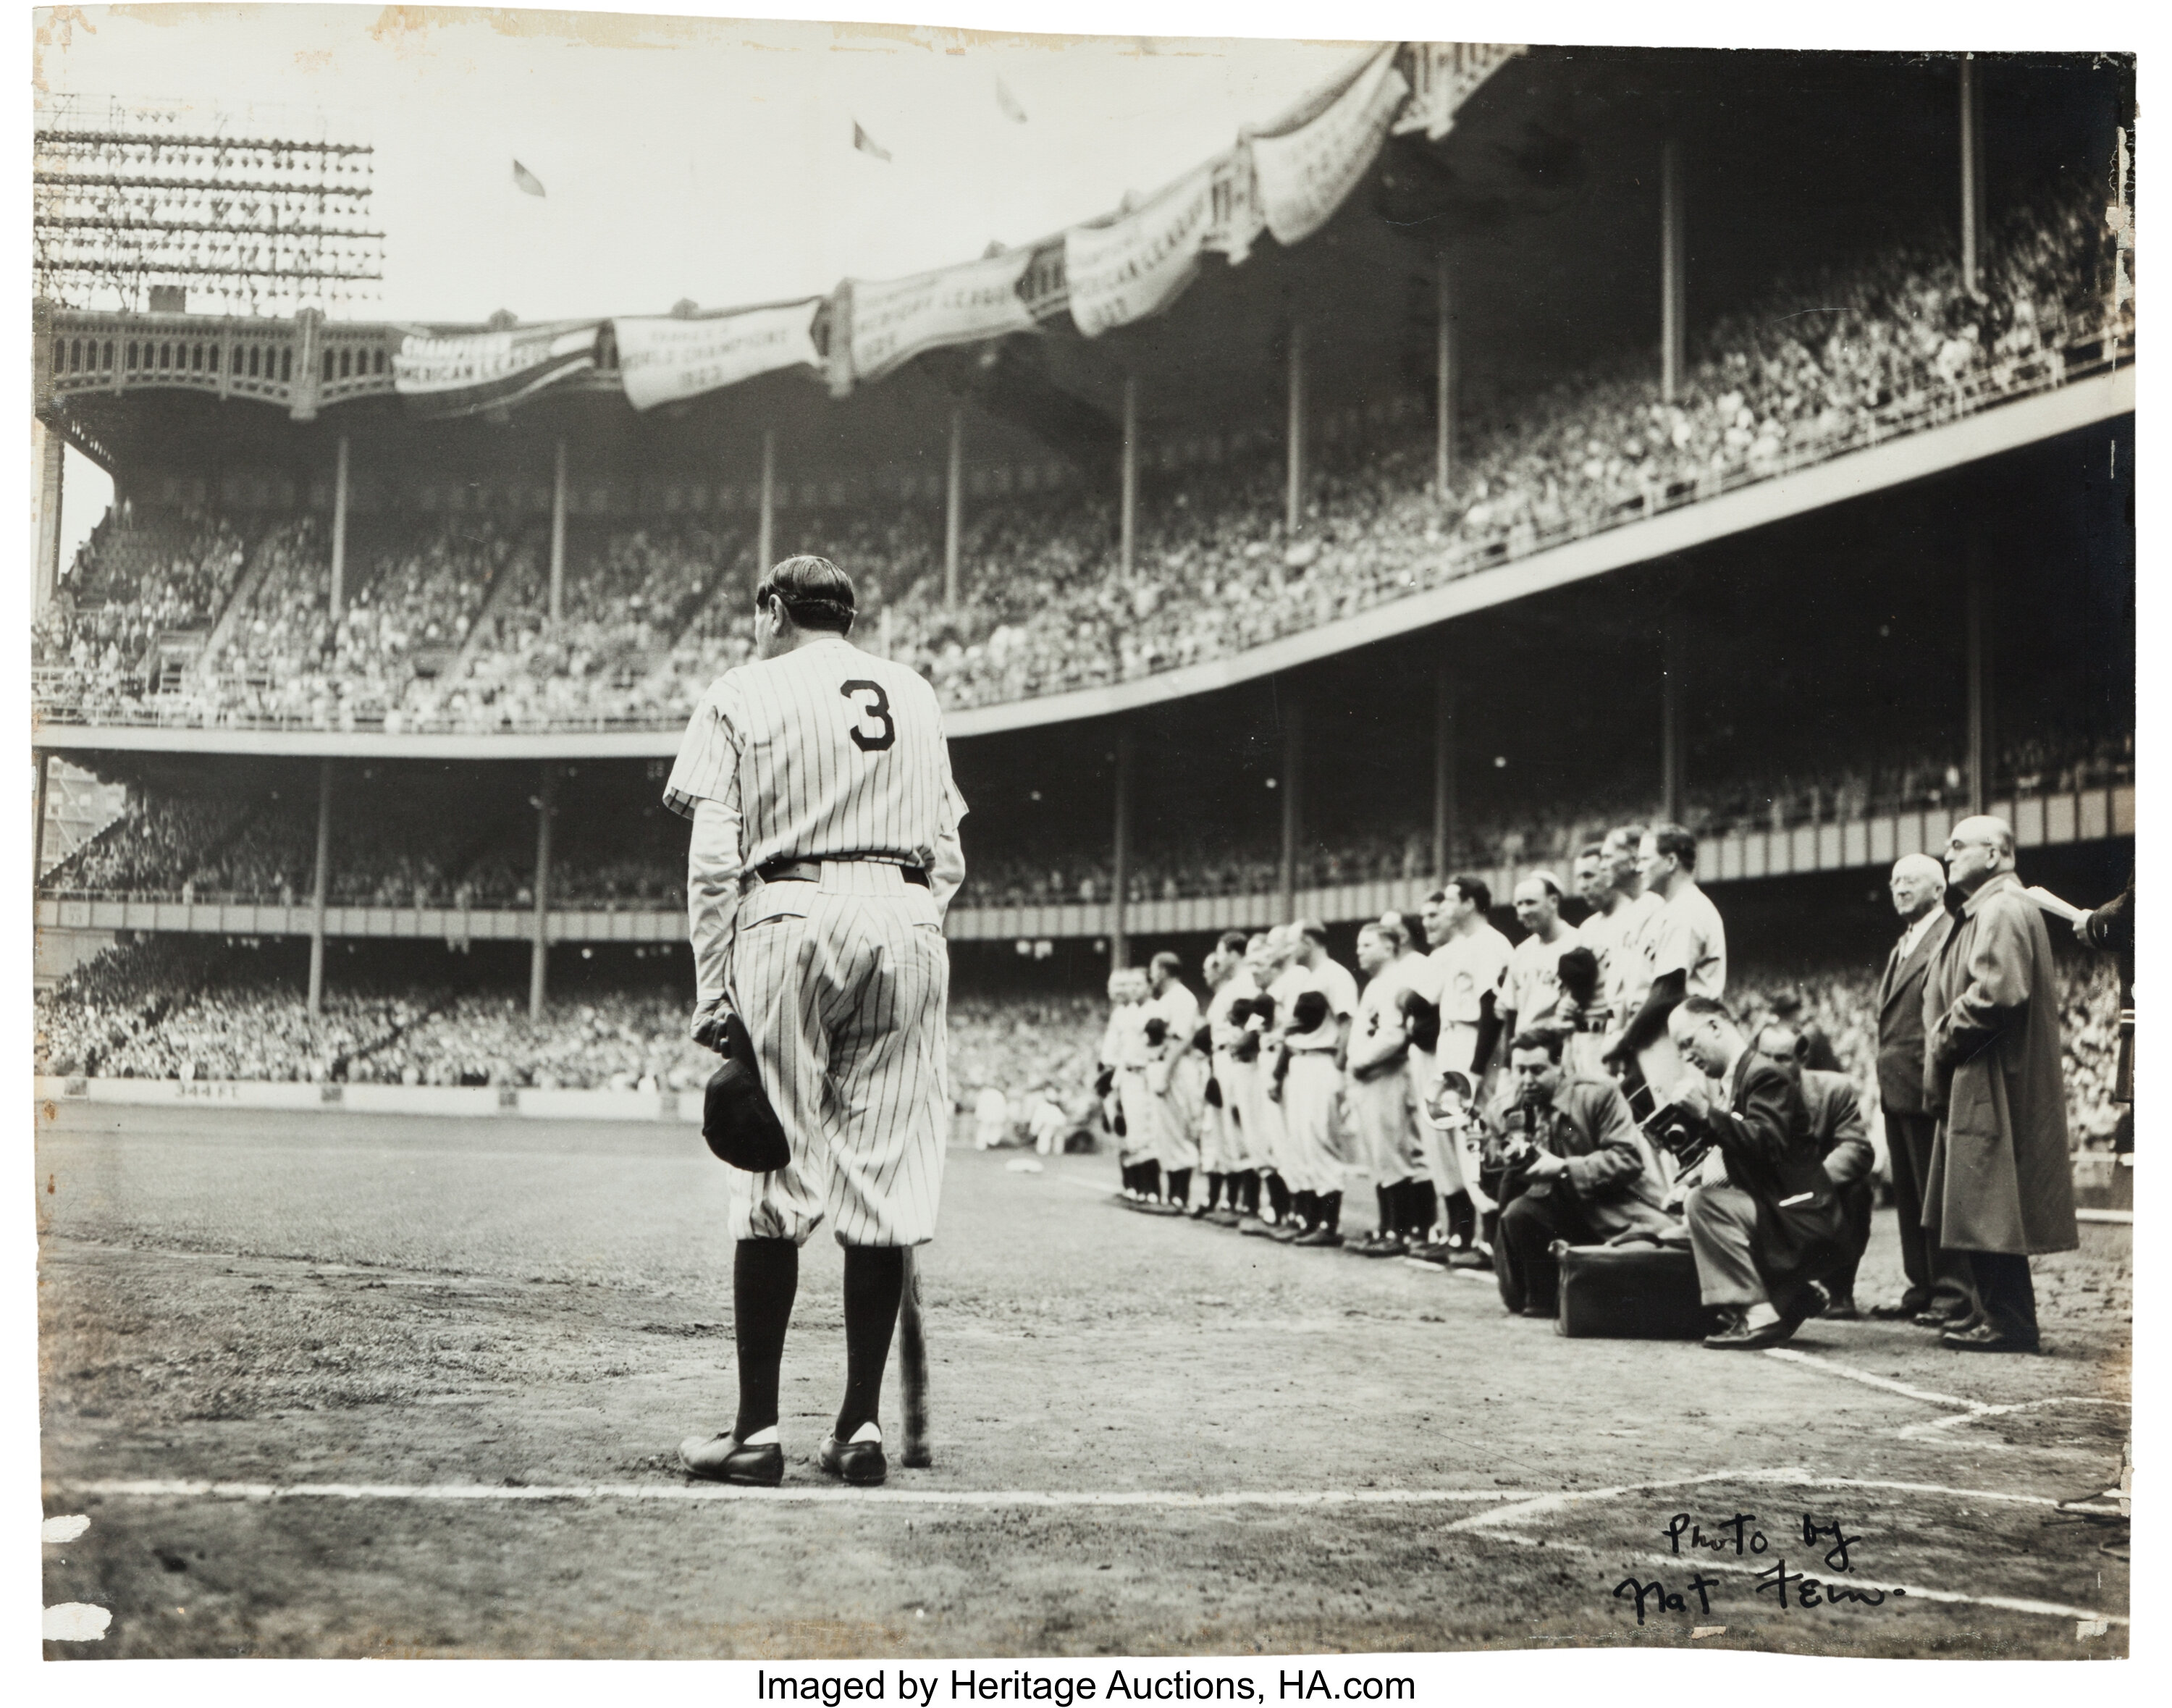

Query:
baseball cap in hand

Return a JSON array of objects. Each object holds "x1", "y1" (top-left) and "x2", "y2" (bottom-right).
[{"x1": 702, "y1": 1013, "x2": 791, "y2": 1171}]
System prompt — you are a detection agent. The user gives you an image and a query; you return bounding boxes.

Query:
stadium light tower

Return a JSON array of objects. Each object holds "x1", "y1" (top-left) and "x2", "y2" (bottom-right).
[{"x1": 33, "y1": 93, "x2": 384, "y2": 315}]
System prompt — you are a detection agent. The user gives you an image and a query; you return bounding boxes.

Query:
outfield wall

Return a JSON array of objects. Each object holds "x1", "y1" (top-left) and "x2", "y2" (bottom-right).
[{"x1": 36, "y1": 1074, "x2": 704, "y2": 1124}]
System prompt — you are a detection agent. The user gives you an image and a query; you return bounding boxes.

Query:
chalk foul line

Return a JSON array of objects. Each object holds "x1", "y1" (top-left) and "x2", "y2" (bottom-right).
[
  {"x1": 1444, "y1": 1465, "x2": 2123, "y2": 1534},
  {"x1": 50, "y1": 1471, "x2": 2121, "y2": 1519},
  {"x1": 1758, "y1": 1347, "x2": 1987, "y2": 1411}
]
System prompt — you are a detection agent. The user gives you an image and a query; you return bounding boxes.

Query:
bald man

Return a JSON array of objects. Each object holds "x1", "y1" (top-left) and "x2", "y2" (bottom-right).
[
  {"x1": 1920, "y1": 817, "x2": 2079, "y2": 1352},
  {"x1": 1872, "y1": 853, "x2": 1971, "y2": 1323}
]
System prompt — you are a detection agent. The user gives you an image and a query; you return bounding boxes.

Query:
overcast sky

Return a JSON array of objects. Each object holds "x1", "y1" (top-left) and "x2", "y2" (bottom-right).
[{"x1": 37, "y1": 6, "x2": 1368, "y2": 324}]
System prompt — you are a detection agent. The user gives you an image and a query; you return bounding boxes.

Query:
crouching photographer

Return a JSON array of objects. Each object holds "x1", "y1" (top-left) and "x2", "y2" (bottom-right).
[
  {"x1": 1490, "y1": 1030, "x2": 1678, "y2": 1318},
  {"x1": 1662, "y1": 998, "x2": 1845, "y2": 1350}
]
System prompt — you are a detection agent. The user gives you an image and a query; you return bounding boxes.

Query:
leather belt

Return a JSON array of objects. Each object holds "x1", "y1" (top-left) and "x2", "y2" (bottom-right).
[{"x1": 754, "y1": 854, "x2": 929, "y2": 888}]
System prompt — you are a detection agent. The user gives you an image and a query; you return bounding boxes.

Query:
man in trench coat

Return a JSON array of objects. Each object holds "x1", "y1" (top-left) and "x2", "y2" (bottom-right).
[{"x1": 1921, "y1": 816, "x2": 2079, "y2": 1352}]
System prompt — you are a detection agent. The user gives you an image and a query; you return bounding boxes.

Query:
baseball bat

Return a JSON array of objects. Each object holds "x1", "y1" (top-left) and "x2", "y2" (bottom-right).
[{"x1": 898, "y1": 1247, "x2": 932, "y2": 1468}]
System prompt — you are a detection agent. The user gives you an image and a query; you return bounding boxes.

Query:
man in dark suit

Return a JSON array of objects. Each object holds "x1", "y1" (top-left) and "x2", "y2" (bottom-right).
[
  {"x1": 1756, "y1": 1020, "x2": 1874, "y2": 1318},
  {"x1": 1670, "y1": 997, "x2": 1845, "y2": 1350},
  {"x1": 1872, "y1": 853, "x2": 1974, "y2": 1324}
]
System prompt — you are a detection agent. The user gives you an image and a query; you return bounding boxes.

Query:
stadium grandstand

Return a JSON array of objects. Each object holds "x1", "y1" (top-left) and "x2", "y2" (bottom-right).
[{"x1": 33, "y1": 46, "x2": 2133, "y2": 1159}]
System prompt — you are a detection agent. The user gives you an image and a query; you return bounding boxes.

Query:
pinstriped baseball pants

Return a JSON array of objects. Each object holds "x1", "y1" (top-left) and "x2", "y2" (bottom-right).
[
  {"x1": 726, "y1": 869, "x2": 951, "y2": 1247},
  {"x1": 1278, "y1": 1051, "x2": 1343, "y2": 1195}
]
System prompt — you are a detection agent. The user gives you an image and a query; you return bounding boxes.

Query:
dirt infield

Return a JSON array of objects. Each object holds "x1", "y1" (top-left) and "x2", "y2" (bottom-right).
[{"x1": 38, "y1": 1101, "x2": 2131, "y2": 1659}]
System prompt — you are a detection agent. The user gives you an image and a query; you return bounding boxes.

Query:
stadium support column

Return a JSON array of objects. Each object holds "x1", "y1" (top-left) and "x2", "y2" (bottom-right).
[
  {"x1": 758, "y1": 429, "x2": 776, "y2": 581},
  {"x1": 33, "y1": 749, "x2": 51, "y2": 886},
  {"x1": 1661, "y1": 143, "x2": 1687, "y2": 405},
  {"x1": 329, "y1": 436, "x2": 350, "y2": 620},
  {"x1": 1432, "y1": 668, "x2": 1456, "y2": 875},
  {"x1": 1120, "y1": 375, "x2": 1139, "y2": 584},
  {"x1": 1111, "y1": 728, "x2": 1133, "y2": 970},
  {"x1": 1960, "y1": 56, "x2": 1985, "y2": 298},
  {"x1": 1435, "y1": 260, "x2": 1457, "y2": 497},
  {"x1": 1279, "y1": 697, "x2": 1305, "y2": 925},
  {"x1": 1285, "y1": 324, "x2": 1308, "y2": 541},
  {"x1": 550, "y1": 438, "x2": 568, "y2": 624},
  {"x1": 1966, "y1": 530, "x2": 1990, "y2": 816},
  {"x1": 307, "y1": 759, "x2": 334, "y2": 1017},
  {"x1": 530, "y1": 763, "x2": 556, "y2": 1021},
  {"x1": 1661, "y1": 622, "x2": 1687, "y2": 825},
  {"x1": 35, "y1": 423, "x2": 64, "y2": 612},
  {"x1": 946, "y1": 406, "x2": 963, "y2": 609}
]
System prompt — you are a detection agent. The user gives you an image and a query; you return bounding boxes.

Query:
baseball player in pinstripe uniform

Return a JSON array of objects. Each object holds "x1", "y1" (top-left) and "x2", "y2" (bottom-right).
[
  {"x1": 1346, "y1": 917, "x2": 1428, "y2": 1257},
  {"x1": 671, "y1": 555, "x2": 967, "y2": 1489},
  {"x1": 1198, "y1": 932, "x2": 1258, "y2": 1224}
]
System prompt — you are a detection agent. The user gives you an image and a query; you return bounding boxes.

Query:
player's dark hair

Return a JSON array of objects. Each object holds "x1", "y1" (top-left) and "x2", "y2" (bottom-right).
[
  {"x1": 757, "y1": 555, "x2": 856, "y2": 634},
  {"x1": 1677, "y1": 994, "x2": 1734, "y2": 1025},
  {"x1": 1150, "y1": 951, "x2": 1182, "y2": 977},
  {"x1": 1296, "y1": 918, "x2": 1328, "y2": 946},
  {"x1": 1576, "y1": 842, "x2": 1606, "y2": 863},
  {"x1": 1510, "y1": 1028, "x2": 1565, "y2": 1063},
  {"x1": 1650, "y1": 822, "x2": 1698, "y2": 872},
  {"x1": 1217, "y1": 930, "x2": 1249, "y2": 955},
  {"x1": 1450, "y1": 875, "x2": 1491, "y2": 912}
]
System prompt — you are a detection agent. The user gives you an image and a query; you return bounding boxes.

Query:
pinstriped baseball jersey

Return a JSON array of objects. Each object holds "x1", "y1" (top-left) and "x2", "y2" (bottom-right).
[
  {"x1": 665, "y1": 635, "x2": 968, "y2": 1250},
  {"x1": 663, "y1": 635, "x2": 967, "y2": 894}
]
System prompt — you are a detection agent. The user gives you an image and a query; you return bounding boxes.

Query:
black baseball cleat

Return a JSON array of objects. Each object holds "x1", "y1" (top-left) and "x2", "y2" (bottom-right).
[
  {"x1": 820, "y1": 1433, "x2": 889, "y2": 1486},
  {"x1": 1819, "y1": 1294, "x2": 1864, "y2": 1321},
  {"x1": 1292, "y1": 1225, "x2": 1343, "y2": 1248},
  {"x1": 680, "y1": 1432, "x2": 784, "y2": 1486}
]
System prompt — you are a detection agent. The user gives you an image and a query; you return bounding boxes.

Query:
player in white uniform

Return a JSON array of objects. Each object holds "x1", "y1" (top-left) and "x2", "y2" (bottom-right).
[
  {"x1": 1346, "y1": 918, "x2": 1428, "y2": 1257},
  {"x1": 1234, "y1": 930, "x2": 1296, "y2": 1236},
  {"x1": 1409, "y1": 878, "x2": 1511, "y2": 1264},
  {"x1": 1143, "y1": 951, "x2": 1205, "y2": 1211},
  {"x1": 1609, "y1": 823, "x2": 1727, "y2": 1101},
  {"x1": 673, "y1": 555, "x2": 965, "y2": 1490},
  {"x1": 1108, "y1": 967, "x2": 1169, "y2": 1211},
  {"x1": 1198, "y1": 933, "x2": 1258, "y2": 1224},
  {"x1": 1500, "y1": 872, "x2": 1578, "y2": 1043},
  {"x1": 1269, "y1": 920, "x2": 1359, "y2": 1248},
  {"x1": 1556, "y1": 845, "x2": 1618, "y2": 1082}
]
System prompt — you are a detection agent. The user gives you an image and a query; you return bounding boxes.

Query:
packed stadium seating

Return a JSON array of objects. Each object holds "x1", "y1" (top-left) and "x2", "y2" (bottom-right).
[
  {"x1": 33, "y1": 188, "x2": 2126, "y2": 738},
  {"x1": 42, "y1": 712, "x2": 2130, "y2": 914}
]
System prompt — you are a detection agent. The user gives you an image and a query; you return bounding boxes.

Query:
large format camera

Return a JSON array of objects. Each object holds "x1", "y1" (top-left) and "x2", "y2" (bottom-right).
[{"x1": 1640, "y1": 1100, "x2": 1717, "y2": 1175}]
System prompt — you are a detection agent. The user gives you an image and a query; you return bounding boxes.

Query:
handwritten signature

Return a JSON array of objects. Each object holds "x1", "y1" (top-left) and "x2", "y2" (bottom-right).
[{"x1": 1613, "y1": 1512, "x2": 1909, "y2": 1625}]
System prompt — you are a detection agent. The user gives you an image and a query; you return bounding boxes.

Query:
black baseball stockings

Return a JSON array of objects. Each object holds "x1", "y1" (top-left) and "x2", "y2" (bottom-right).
[
  {"x1": 837, "y1": 1245, "x2": 906, "y2": 1442},
  {"x1": 732, "y1": 1237, "x2": 798, "y2": 1441}
]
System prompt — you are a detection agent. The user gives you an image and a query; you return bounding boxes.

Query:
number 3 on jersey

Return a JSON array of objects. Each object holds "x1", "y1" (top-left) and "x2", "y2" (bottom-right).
[{"x1": 840, "y1": 679, "x2": 896, "y2": 752}]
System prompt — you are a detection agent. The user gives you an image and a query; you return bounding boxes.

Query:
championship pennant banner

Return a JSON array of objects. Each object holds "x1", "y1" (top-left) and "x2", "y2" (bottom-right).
[
  {"x1": 844, "y1": 248, "x2": 1040, "y2": 385},
  {"x1": 614, "y1": 300, "x2": 823, "y2": 412},
  {"x1": 1250, "y1": 45, "x2": 1412, "y2": 248},
  {"x1": 1065, "y1": 162, "x2": 1218, "y2": 339},
  {"x1": 392, "y1": 321, "x2": 599, "y2": 418}
]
